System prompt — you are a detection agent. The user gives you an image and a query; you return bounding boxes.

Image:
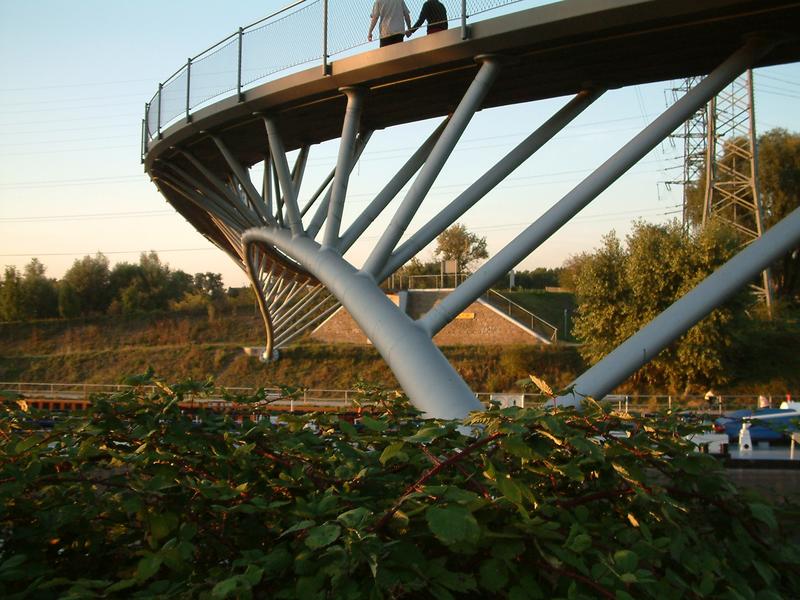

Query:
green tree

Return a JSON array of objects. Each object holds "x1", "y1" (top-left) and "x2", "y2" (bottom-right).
[
  {"x1": 685, "y1": 128, "x2": 800, "y2": 301},
  {"x1": 0, "y1": 266, "x2": 23, "y2": 321},
  {"x1": 193, "y1": 272, "x2": 225, "y2": 300},
  {"x1": 572, "y1": 220, "x2": 743, "y2": 392},
  {"x1": 59, "y1": 253, "x2": 112, "y2": 317},
  {"x1": 434, "y1": 223, "x2": 488, "y2": 273},
  {"x1": 113, "y1": 252, "x2": 194, "y2": 313},
  {"x1": 19, "y1": 259, "x2": 59, "y2": 319}
]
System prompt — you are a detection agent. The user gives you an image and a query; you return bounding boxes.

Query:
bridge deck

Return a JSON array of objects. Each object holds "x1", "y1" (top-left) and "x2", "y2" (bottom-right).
[{"x1": 144, "y1": 0, "x2": 800, "y2": 174}]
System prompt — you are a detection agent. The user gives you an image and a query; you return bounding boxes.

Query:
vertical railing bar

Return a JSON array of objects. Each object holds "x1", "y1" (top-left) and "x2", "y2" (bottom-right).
[
  {"x1": 322, "y1": 0, "x2": 331, "y2": 75},
  {"x1": 186, "y1": 57, "x2": 192, "y2": 123},
  {"x1": 157, "y1": 83, "x2": 163, "y2": 140},
  {"x1": 461, "y1": 0, "x2": 468, "y2": 40},
  {"x1": 237, "y1": 27, "x2": 244, "y2": 102}
]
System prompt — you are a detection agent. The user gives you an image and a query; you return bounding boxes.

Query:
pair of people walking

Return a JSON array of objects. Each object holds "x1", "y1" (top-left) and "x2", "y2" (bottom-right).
[{"x1": 368, "y1": 0, "x2": 448, "y2": 48}]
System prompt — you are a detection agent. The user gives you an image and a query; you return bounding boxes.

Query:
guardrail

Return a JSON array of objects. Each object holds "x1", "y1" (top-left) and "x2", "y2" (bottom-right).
[
  {"x1": 141, "y1": 0, "x2": 556, "y2": 158},
  {"x1": 2, "y1": 382, "x2": 783, "y2": 414},
  {"x1": 483, "y1": 288, "x2": 559, "y2": 342}
]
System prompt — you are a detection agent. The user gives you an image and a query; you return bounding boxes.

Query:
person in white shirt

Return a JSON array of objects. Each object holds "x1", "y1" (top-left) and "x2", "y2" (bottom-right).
[{"x1": 368, "y1": 0, "x2": 411, "y2": 47}]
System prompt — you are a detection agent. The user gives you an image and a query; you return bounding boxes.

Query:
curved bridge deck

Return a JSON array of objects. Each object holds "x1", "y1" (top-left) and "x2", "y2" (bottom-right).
[{"x1": 145, "y1": 0, "x2": 800, "y2": 172}]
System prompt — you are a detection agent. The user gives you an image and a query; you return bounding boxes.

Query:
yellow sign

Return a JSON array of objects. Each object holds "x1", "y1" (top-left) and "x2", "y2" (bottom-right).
[{"x1": 456, "y1": 312, "x2": 475, "y2": 320}]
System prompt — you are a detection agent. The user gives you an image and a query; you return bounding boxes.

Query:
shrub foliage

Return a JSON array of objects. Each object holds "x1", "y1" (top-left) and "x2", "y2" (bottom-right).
[{"x1": 1, "y1": 379, "x2": 799, "y2": 599}]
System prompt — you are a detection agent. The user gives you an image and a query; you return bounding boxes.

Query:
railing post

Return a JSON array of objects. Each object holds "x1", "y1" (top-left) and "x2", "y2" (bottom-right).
[
  {"x1": 237, "y1": 27, "x2": 244, "y2": 102},
  {"x1": 140, "y1": 116, "x2": 146, "y2": 163},
  {"x1": 186, "y1": 58, "x2": 192, "y2": 122},
  {"x1": 157, "y1": 83, "x2": 163, "y2": 140},
  {"x1": 322, "y1": 0, "x2": 331, "y2": 75},
  {"x1": 461, "y1": 0, "x2": 469, "y2": 40}
]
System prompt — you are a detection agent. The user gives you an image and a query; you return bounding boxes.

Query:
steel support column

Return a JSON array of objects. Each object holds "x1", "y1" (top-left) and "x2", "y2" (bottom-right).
[
  {"x1": 362, "y1": 56, "x2": 502, "y2": 278},
  {"x1": 263, "y1": 117, "x2": 305, "y2": 236},
  {"x1": 243, "y1": 228, "x2": 482, "y2": 419}
]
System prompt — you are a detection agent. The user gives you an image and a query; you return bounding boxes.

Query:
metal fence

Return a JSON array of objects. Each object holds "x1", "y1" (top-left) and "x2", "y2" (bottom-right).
[
  {"x1": 142, "y1": 0, "x2": 558, "y2": 154},
  {"x1": 2, "y1": 381, "x2": 783, "y2": 415}
]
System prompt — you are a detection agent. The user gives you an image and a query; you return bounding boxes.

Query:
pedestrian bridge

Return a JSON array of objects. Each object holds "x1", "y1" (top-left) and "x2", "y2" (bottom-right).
[{"x1": 142, "y1": 0, "x2": 800, "y2": 418}]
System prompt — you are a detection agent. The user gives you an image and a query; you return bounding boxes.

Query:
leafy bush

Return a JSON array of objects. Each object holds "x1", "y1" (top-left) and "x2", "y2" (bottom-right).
[{"x1": 1, "y1": 379, "x2": 799, "y2": 599}]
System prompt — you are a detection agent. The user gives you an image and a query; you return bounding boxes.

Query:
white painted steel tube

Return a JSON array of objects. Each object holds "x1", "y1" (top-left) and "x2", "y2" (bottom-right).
[
  {"x1": 264, "y1": 118, "x2": 305, "y2": 236},
  {"x1": 362, "y1": 57, "x2": 502, "y2": 278},
  {"x1": 339, "y1": 118, "x2": 449, "y2": 254},
  {"x1": 324, "y1": 87, "x2": 366, "y2": 248},
  {"x1": 380, "y1": 89, "x2": 603, "y2": 281},
  {"x1": 212, "y1": 135, "x2": 274, "y2": 226},
  {"x1": 420, "y1": 38, "x2": 775, "y2": 337},
  {"x1": 557, "y1": 206, "x2": 800, "y2": 408},
  {"x1": 243, "y1": 228, "x2": 482, "y2": 419}
]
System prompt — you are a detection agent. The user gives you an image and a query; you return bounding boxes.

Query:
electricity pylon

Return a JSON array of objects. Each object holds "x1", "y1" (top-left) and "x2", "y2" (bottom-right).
[{"x1": 702, "y1": 70, "x2": 773, "y2": 313}]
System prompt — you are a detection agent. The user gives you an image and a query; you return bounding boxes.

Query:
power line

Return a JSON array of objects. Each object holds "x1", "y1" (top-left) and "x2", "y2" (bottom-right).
[{"x1": 0, "y1": 248, "x2": 215, "y2": 258}]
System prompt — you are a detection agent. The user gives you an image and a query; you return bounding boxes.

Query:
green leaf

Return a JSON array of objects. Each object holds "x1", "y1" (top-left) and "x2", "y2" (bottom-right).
[
  {"x1": 479, "y1": 558, "x2": 508, "y2": 593},
  {"x1": 211, "y1": 576, "x2": 241, "y2": 598},
  {"x1": 379, "y1": 441, "x2": 406, "y2": 465},
  {"x1": 280, "y1": 519, "x2": 315, "y2": 537},
  {"x1": 136, "y1": 553, "x2": 162, "y2": 582},
  {"x1": 613, "y1": 549, "x2": 638, "y2": 573},
  {"x1": 404, "y1": 426, "x2": 447, "y2": 444},
  {"x1": 497, "y1": 475, "x2": 523, "y2": 504},
  {"x1": 566, "y1": 533, "x2": 592, "y2": 554},
  {"x1": 338, "y1": 419, "x2": 359, "y2": 438},
  {"x1": 749, "y1": 503, "x2": 777, "y2": 530},
  {"x1": 337, "y1": 507, "x2": 371, "y2": 529},
  {"x1": 243, "y1": 565, "x2": 264, "y2": 586},
  {"x1": 360, "y1": 415, "x2": 388, "y2": 432},
  {"x1": 149, "y1": 512, "x2": 178, "y2": 542},
  {"x1": 14, "y1": 435, "x2": 41, "y2": 454},
  {"x1": 426, "y1": 506, "x2": 480, "y2": 546},
  {"x1": 305, "y1": 523, "x2": 341, "y2": 549}
]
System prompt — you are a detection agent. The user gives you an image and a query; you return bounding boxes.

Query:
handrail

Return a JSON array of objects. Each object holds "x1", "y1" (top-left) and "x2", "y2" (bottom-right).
[
  {"x1": 141, "y1": 1, "x2": 556, "y2": 160},
  {"x1": 483, "y1": 288, "x2": 558, "y2": 341},
  {"x1": 1, "y1": 381, "x2": 781, "y2": 413}
]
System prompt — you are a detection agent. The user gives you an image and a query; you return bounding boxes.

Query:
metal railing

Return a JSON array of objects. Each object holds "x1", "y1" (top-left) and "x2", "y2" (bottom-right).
[
  {"x1": 141, "y1": 0, "x2": 558, "y2": 158},
  {"x1": 482, "y1": 288, "x2": 559, "y2": 342},
  {"x1": 5, "y1": 382, "x2": 784, "y2": 414}
]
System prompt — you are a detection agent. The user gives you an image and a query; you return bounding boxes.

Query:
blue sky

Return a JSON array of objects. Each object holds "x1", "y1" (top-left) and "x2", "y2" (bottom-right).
[{"x1": 1, "y1": 0, "x2": 798, "y2": 287}]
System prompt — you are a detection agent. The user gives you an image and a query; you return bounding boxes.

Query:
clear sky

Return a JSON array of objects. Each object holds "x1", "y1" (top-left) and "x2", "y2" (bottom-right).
[{"x1": 1, "y1": 0, "x2": 798, "y2": 288}]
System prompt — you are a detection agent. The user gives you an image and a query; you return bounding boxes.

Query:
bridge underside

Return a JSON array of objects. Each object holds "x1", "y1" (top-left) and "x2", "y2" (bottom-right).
[{"x1": 144, "y1": 0, "x2": 800, "y2": 418}]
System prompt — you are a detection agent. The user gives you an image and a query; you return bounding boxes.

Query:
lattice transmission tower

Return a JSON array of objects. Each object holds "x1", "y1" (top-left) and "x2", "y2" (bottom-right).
[{"x1": 675, "y1": 71, "x2": 773, "y2": 311}]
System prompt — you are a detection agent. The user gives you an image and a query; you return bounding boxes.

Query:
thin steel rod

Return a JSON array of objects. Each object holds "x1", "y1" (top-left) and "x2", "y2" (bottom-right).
[
  {"x1": 362, "y1": 57, "x2": 502, "y2": 278},
  {"x1": 268, "y1": 280, "x2": 301, "y2": 314},
  {"x1": 272, "y1": 294, "x2": 338, "y2": 344},
  {"x1": 245, "y1": 246, "x2": 275, "y2": 360},
  {"x1": 263, "y1": 155, "x2": 273, "y2": 217},
  {"x1": 271, "y1": 285, "x2": 325, "y2": 328},
  {"x1": 211, "y1": 135, "x2": 274, "y2": 226},
  {"x1": 162, "y1": 163, "x2": 251, "y2": 228},
  {"x1": 379, "y1": 90, "x2": 603, "y2": 280},
  {"x1": 263, "y1": 117, "x2": 304, "y2": 235},
  {"x1": 275, "y1": 302, "x2": 341, "y2": 348},
  {"x1": 420, "y1": 38, "x2": 775, "y2": 337},
  {"x1": 180, "y1": 150, "x2": 260, "y2": 223},
  {"x1": 339, "y1": 118, "x2": 449, "y2": 254},
  {"x1": 155, "y1": 175, "x2": 243, "y2": 233},
  {"x1": 292, "y1": 145, "x2": 310, "y2": 196},
  {"x1": 324, "y1": 87, "x2": 366, "y2": 248},
  {"x1": 557, "y1": 206, "x2": 800, "y2": 408},
  {"x1": 156, "y1": 169, "x2": 247, "y2": 230},
  {"x1": 306, "y1": 131, "x2": 373, "y2": 238}
]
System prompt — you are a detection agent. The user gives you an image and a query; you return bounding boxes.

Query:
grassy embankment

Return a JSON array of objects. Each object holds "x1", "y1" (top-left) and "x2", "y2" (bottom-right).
[{"x1": 1, "y1": 292, "x2": 798, "y2": 395}]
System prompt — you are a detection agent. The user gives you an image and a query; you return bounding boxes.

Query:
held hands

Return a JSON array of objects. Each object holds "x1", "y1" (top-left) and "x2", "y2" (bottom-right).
[{"x1": 368, "y1": 32, "x2": 373, "y2": 42}]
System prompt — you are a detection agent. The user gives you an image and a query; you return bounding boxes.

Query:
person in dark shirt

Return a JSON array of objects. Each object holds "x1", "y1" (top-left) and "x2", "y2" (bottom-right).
[{"x1": 406, "y1": 0, "x2": 448, "y2": 38}]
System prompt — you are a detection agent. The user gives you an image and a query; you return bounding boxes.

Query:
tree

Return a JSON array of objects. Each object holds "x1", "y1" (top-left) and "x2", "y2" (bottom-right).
[
  {"x1": 193, "y1": 272, "x2": 225, "y2": 300},
  {"x1": 434, "y1": 223, "x2": 488, "y2": 273},
  {"x1": 116, "y1": 252, "x2": 193, "y2": 313},
  {"x1": 685, "y1": 128, "x2": 800, "y2": 301},
  {"x1": 572, "y1": 220, "x2": 744, "y2": 392},
  {"x1": 0, "y1": 266, "x2": 23, "y2": 321},
  {"x1": 59, "y1": 253, "x2": 111, "y2": 317},
  {"x1": 512, "y1": 267, "x2": 562, "y2": 289},
  {"x1": 19, "y1": 259, "x2": 59, "y2": 319}
]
